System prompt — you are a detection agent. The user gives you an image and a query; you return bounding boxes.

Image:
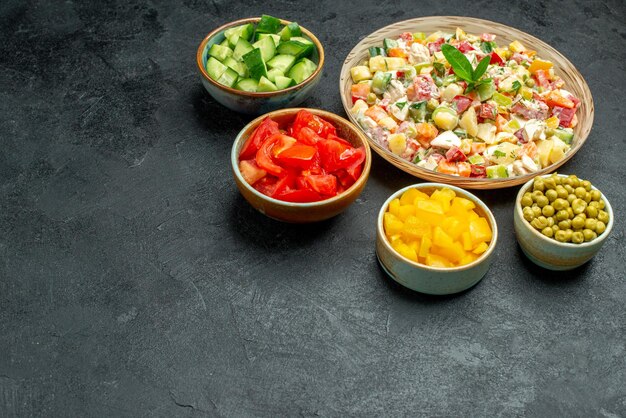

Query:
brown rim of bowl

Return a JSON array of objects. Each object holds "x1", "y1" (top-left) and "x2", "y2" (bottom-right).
[
  {"x1": 232, "y1": 108, "x2": 372, "y2": 207},
  {"x1": 197, "y1": 17, "x2": 325, "y2": 97},
  {"x1": 377, "y1": 183, "x2": 499, "y2": 272}
]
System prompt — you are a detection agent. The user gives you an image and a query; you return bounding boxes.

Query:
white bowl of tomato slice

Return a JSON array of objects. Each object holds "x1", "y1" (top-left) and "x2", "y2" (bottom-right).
[{"x1": 232, "y1": 108, "x2": 371, "y2": 223}]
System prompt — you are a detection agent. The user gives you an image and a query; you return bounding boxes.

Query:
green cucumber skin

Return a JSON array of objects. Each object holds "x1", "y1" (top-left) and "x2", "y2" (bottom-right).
[
  {"x1": 274, "y1": 76, "x2": 295, "y2": 90},
  {"x1": 206, "y1": 56, "x2": 228, "y2": 80},
  {"x1": 252, "y1": 36, "x2": 276, "y2": 62},
  {"x1": 217, "y1": 68, "x2": 239, "y2": 88},
  {"x1": 288, "y1": 58, "x2": 317, "y2": 84},
  {"x1": 255, "y1": 15, "x2": 281, "y2": 34},
  {"x1": 276, "y1": 41, "x2": 313, "y2": 59},
  {"x1": 242, "y1": 48, "x2": 267, "y2": 80},
  {"x1": 267, "y1": 54, "x2": 296, "y2": 74},
  {"x1": 235, "y1": 78, "x2": 258, "y2": 92},
  {"x1": 232, "y1": 39, "x2": 254, "y2": 61},
  {"x1": 257, "y1": 76, "x2": 278, "y2": 92},
  {"x1": 208, "y1": 44, "x2": 233, "y2": 62}
]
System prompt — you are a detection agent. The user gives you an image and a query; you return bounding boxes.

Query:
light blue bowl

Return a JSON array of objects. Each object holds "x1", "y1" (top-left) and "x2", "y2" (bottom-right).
[
  {"x1": 196, "y1": 17, "x2": 324, "y2": 115},
  {"x1": 376, "y1": 183, "x2": 498, "y2": 295},
  {"x1": 514, "y1": 174, "x2": 614, "y2": 270}
]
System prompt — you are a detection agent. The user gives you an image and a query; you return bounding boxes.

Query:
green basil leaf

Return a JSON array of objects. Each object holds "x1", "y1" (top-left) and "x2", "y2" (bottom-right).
[
  {"x1": 512, "y1": 80, "x2": 522, "y2": 92},
  {"x1": 480, "y1": 41, "x2": 495, "y2": 53},
  {"x1": 494, "y1": 150, "x2": 506, "y2": 158},
  {"x1": 441, "y1": 44, "x2": 473, "y2": 82},
  {"x1": 473, "y1": 55, "x2": 491, "y2": 80}
]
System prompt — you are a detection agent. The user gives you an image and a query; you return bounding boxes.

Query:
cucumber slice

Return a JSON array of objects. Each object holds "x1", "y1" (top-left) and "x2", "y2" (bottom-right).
[
  {"x1": 276, "y1": 40, "x2": 313, "y2": 59},
  {"x1": 267, "y1": 54, "x2": 296, "y2": 74},
  {"x1": 477, "y1": 79, "x2": 496, "y2": 101},
  {"x1": 242, "y1": 48, "x2": 267, "y2": 80},
  {"x1": 216, "y1": 68, "x2": 239, "y2": 88},
  {"x1": 275, "y1": 75, "x2": 295, "y2": 90},
  {"x1": 553, "y1": 128, "x2": 574, "y2": 144},
  {"x1": 369, "y1": 47, "x2": 386, "y2": 57},
  {"x1": 208, "y1": 44, "x2": 233, "y2": 62},
  {"x1": 219, "y1": 38, "x2": 230, "y2": 48},
  {"x1": 486, "y1": 164, "x2": 509, "y2": 179},
  {"x1": 223, "y1": 56, "x2": 248, "y2": 77},
  {"x1": 235, "y1": 78, "x2": 258, "y2": 92},
  {"x1": 279, "y1": 22, "x2": 301, "y2": 41},
  {"x1": 257, "y1": 76, "x2": 278, "y2": 92},
  {"x1": 288, "y1": 58, "x2": 317, "y2": 84},
  {"x1": 224, "y1": 23, "x2": 254, "y2": 45},
  {"x1": 206, "y1": 56, "x2": 228, "y2": 80},
  {"x1": 233, "y1": 38, "x2": 254, "y2": 61},
  {"x1": 257, "y1": 33, "x2": 281, "y2": 46},
  {"x1": 266, "y1": 68, "x2": 283, "y2": 83},
  {"x1": 256, "y1": 15, "x2": 281, "y2": 34},
  {"x1": 383, "y1": 38, "x2": 398, "y2": 51},
  {"x1": 289, "y1": 36, "x2": 313, "y2": 46},
  {"x1": 252, "y1": 36, "x2": 276, "y2": 62}
]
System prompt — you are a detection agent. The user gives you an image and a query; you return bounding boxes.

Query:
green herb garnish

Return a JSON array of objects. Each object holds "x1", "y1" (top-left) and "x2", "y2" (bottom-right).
[
  {"x1": 441, "y1": 44, "x2": 491, "y2": 93},
  {"x1": 493, "y1": 150, "x2": 506, "y2": 158},
  {"x1": 395, "y1": 101, "x2": 407, "y2": 110}
]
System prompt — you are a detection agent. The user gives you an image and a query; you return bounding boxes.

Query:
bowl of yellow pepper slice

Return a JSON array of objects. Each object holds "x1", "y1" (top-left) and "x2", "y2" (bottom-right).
[{"x1": 376, "y1": 183, "x2": 497, "y2": 294}]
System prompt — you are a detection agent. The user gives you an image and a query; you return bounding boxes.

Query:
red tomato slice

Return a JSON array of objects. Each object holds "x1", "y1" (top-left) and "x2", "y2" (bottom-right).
[
  {"x1": 255, "y1": 134, "x2": 297, "y2": 176},
  {"x1": 291, "y1": 110, "x2": 337, "y2": 139},
  {"x1": 275, "y1": 144, "x2": 318, "y2": 170},
  {"x1": 301, "y1": 174, "x2": 338, "y2": 196},
  {"x1": 452, "y1": 95, "x2": 472, "y2": 114},
  {"x1": 253, "y1": 175, "x2": 278, "y2": 196},
  {"x1": 489, "y1": 52, "x2": 504, "y2": 66},
  {"x1": 274, "y1": 189, "x2": 324, "y2": 203},
  {"x1": 240, "y1": 117, "x2": 280, "y2": 160},
  {"x1": 327, "y1": 133, "x2": 352, "y2": 147},
  {"x1": 317, "y1": 138, "x2": 366, "y2": 173},
  {"x1": 295, "y1": 126, "x2": 324, "y2": 145},
  {"x1": 238, "y1": 159, "x2": 267, "y2": 185},
  {"x1": 269, "y1": 173, "x2": 296, "y2": 199}
]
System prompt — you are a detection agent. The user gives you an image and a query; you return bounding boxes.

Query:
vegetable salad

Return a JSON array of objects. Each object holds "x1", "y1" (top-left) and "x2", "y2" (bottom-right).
[{"x1": 349, "y1": 29, "x2": 581, "y2": 178}]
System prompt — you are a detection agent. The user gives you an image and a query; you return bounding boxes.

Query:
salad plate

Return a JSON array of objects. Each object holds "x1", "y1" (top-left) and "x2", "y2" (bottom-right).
[{"x1": 339, "y1": 16, "x2": 593, "y2": 189}]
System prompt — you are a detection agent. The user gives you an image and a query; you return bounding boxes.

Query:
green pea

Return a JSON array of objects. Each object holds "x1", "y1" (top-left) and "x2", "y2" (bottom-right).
[
  {"x1": 542, "y1": 227, "x2": 554, "y2": 238},
  {"x1": 547, "y1": 216, "x2": 555, "y2": 227},
  {"x1": 556, "y1": 210, "x2": 569, "y2": 221},
  {"x1": 598, "y1": 210, "x2": 609, "y2": 224},
  {"x1": 563, "y1": 177, "x2": 573, "y2": 187},
  {"x1": 567, "y1": 194, "x2": 576, "y2": 204},
  {"x1": 536, "y1": 195, "x2": 549, "y2": 208},
  {"x1": 564, "y1": 184, "x2": 574, "y2": 194},
  {"x1": 596, "y1": 221, "x2": 606, "y2": 235},
  {"x1": 532, "y1": 190, "x2": 543, "y2": 202},
  {"x1": 585, "y1": 218, "x2": 597, "y2": 231},
  {"x1": 552, "y1": 225, "x2": 559, "y2": 233},
  {"x1": 571, "y1": 231, "x2": 584, "y2": 244},
  {"x1": 585, "y1": 206, "x2": 598, "y2": 219},
  {"x1": 544, "y1": 177, "x2": 557, "y2": 190},
  {"x1": 581, "y1": 180, "x2": 591, "y2": 191},
  {"x1": 555, "y1": 230, "x2": 568, "y2": 242},
  {"x1": 584, "y1": 192, "x2": 591, "y2": 203},
  {"x1": 531, "y1": 216, "x2": 549, "y2": 230},
  {"x1": 542, "y1": 205, "x2": 555, "y2": 217},
  {"x1": 523, "y1": 206, "x2": 535, "y2": 222},
  {"x1": 552, "y1": 198, "x2": 565, "y2": 210},
  {"x1": 523, "y1": 192, "x2": 533, "y2": 201},
  {"x1": 590, "y1": 190, "x2": 601, "y2": 201},
  {"x1": 566, "y1": 207, "x2": 574, "y2": 219},
  {"x1": 556, "y1": 186, "x2": 568, "y2": 199},
  {"x1": 574, "y1": 187, "x2": 586, "y2": 198},
  {"x1": 521, "y1": 195, "x2": 533, "y2": 207},
  {"x1": 564, "y1": 229, "x2": 573, "y2": 242},
  {"x1": 572, "y1": 216, "x2": 585, "y2": 230},
  {"x1": 533, "y1": 179, "x2": 545, "y2": 192},
  {"x1": 598, "y1": 200, "x2": 605, "y2": 210},
  {"x1": 572, "y1": 198, "x2": 587, "y2": 214},
  {"x1": 588, "y1": 201, "x2": 600, "y2": 210},
  {"x1": 569, "y1": 175, "x2": 580, "y2": 188},
  {"x1": 558, "y1": 219, "x2": 571, "y2": 230},
  {"x1": 583, "y1": 229, "x2": 597, "y2": 242},
  {"x1": 532, "y1": 206, "x2": 542, "y2": 217},
  {"x1": 545, "y1": 189, "x2": 558, "y2": 202}
]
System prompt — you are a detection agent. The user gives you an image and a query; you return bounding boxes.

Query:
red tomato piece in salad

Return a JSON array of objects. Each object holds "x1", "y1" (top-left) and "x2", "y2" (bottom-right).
[
  {"x1": 445, "y1": 146, "x2": 467, "y2": 162},
  {"x1": 489, "y1": 52, "x2": 505, "y2": 66},
  {"x1": 239, "y1": 159, "x2": 267, "y2": 185},
  {"x1": 300, "y1": 174, "x2": 337, "y2": 196},
  {"x1": 275, "y1": 188, "x2": 324, "y2": 203},
  {"x1": 240, "y1": 117, "x2": 280, "y2": 160},
  {"x1": 351, "y1": 83, "x2": 370, "y2": 104},
  {"x1": 452, "y1": 95, "x2": 472, "y2": 114}
]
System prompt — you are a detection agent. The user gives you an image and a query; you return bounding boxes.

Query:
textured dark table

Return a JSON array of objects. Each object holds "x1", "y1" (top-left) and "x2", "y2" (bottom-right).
[{"x1": 1, "y1": 0, "x2": 625, "y2": 416}]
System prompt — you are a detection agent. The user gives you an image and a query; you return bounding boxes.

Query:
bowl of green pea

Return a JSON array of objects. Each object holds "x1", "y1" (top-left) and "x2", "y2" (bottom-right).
[{"x1": 514, "y1": 173, "x2": 614, "y2": 270}]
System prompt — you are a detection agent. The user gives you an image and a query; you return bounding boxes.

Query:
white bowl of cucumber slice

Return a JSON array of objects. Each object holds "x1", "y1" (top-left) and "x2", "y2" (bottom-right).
[{"x1": 197, "y1": 16, "x2": 325, "y2": 115}]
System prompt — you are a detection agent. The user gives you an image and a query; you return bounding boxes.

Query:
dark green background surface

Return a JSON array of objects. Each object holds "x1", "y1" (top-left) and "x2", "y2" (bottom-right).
[{"x1": 1, "y1": 0, "x2": 625, "y2": 416}]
